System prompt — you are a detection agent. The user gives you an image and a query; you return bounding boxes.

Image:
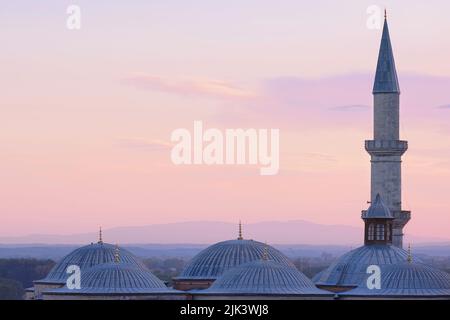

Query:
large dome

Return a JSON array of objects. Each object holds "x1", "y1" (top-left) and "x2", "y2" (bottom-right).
[
  {"x1": 313, "y1": 244, "x2": 409, "y2": 289},
  {"x1": 45, "y1": 263, "x2": 176, "y2": 295},
  {"x1": 201, "y1": 260, "x2": 330, "y2": 296},
  {"x1": 341, "y1": 262, "x2": 450, "y2": 298},
  {"x1": 175, "y1": 239, "x2": 293, "y2": 281},
  {"x1": 37, "y1": 242, "x2": 145, "y2": 284}
]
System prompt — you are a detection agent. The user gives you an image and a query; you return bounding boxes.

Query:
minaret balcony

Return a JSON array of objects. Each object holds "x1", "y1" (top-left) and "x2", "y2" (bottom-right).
[
  {"x1": 392, "y1": 210, "x2": 411, "y2": 228},
  {"x1": 365, "y1": 140, "x2": 408, "y2": 156}
]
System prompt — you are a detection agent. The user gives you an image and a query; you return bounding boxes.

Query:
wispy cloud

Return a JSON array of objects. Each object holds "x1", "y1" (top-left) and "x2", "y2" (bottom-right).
[
  {"x1": 214, "y1": 73, "x2": 450, "y2": 128},
  {"x1": 122, "y1": 73, "x2": 257, "y2": 100},
  {"x1": 329, "y1": 105, "x2": 369, "y2": 112},
  {"x1": 214, "y1": 74, "x2": 372, "y2": 127}
]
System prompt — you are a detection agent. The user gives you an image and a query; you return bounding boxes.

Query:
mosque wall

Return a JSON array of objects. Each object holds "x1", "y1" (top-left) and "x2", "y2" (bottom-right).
[
  {"x1": 191, "y1": 295, "x2": 333, "y2": 300},
  {"x1": 32, "y1": 283, "x2": 64, "y2": 300},
  {"x1": 173, "y1": 280, "x2": 214, "y2": 291},
  {"x1": 42, "y1": 293, "x2": 187, "y2": 300}
]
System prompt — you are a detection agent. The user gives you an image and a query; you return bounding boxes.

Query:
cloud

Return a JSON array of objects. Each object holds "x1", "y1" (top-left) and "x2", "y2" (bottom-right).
[
  {"x1": 116, "y1": 138, "x2": 173, "y2": 151},
  {"x1": 213, "y1": 73, "x2": 450, "y2": 128},
  {"x1": 214, "y1": 74, "x2": 373, "y2": 127},
  {"x1": 122, "y1": 73, "x2": 257, "y2": 100}
]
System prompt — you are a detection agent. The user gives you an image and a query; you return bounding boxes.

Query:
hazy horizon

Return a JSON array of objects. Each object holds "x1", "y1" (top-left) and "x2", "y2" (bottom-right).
[{"x1": 0, "y1": 220, "x2": 448, "y2": 245}]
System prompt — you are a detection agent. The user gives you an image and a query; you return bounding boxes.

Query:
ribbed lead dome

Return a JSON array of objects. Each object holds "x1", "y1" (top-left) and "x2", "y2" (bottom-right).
[
  {"x1": 175, "y1": 240, "x2": 293, "y2": 280},
  {"x1": 37, "y1": 243, "x2": 145, "y2": 284},
  {"x1": 48, "y1": 263, "x2": 175, "y2": 294},
  {"x1": 314, "y1": 244, "x2": 409, "y2": 288},
  {"x1": 342, "y1": 262, "x2": 450, "y2": 297},
  {"x1": 202, "y1": 260, "x2": 330, "y2": 296}
]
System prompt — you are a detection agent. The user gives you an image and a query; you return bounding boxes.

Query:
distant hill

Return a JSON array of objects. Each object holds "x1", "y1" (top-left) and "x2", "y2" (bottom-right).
[
  {"x1": 2, "y1": 243, "x2": 450, "y2": 260},
  {"x1": 0, "y1": 220, "x2": 446, "y2": 245}
]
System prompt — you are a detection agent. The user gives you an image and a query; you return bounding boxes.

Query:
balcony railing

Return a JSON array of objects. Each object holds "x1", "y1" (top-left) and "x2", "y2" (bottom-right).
[{"x1": 365, "y1": 140, "x2": 408, "y2": 155}]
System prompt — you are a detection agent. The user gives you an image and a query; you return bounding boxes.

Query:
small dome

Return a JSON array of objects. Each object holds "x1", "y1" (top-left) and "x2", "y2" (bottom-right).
[
  {"x1": 46, "y1": 263, "x2": 177, "y2": 295},
  {"x1": 362, "y1": 194, "x2": 393, "y2": 219},
  {"x1": 37, "y1": 242, "x2": 145, "y2": 284},
  {"x1": 342, "y1": 262, "x2": 450, "y2": 297},
  {"x1": 201, "y1": 260, "x2": 330, "y2": 296},
  {"x1": 314, "y1": 244, "x2": 409, "y2": 288},
  {"x1": 175, "y1": 239, "x2": 293, "y2": 280}
]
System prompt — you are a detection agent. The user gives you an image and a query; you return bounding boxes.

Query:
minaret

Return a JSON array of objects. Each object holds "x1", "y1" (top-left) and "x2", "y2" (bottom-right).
[{"x1": 365, "y1": 13, "x2": 410, "y2": 248}]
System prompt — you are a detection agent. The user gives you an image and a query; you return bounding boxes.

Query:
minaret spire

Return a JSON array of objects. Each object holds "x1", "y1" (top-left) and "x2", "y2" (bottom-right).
[{"x1": 373, "y1": 15, "x2": 400, "y2": 94}]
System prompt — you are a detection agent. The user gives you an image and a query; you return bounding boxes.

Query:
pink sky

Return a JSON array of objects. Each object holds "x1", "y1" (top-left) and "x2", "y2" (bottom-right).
[{"x1": 1, "y1": 1, "x2": 450, "y2": 240}]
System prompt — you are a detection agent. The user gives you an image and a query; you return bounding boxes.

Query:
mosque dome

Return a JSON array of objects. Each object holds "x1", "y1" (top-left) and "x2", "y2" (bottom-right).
[
  {"x1": 201, "y1": 259, "x2": 330, "y2": 296},
  {"x1": 313, "y1": 244, "x2": 409, "y2": 289},
  {"x1": 341, "y1": 262, "x2": 450, "y2": 298},
  {"x1": 36, "y1": 241, "x2": 145, "y2": 284},
  {"x1": 46, "y1": 262, "x2": 176, "y2": 295},
  {"x1": 175, "y1": 239, "x2": 293, "y2": 281}
]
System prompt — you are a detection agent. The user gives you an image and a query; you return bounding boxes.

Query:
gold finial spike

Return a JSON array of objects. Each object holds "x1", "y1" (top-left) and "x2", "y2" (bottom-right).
[
  {"x1": 262, "y1": 243, "x2": 269, "y2": 261},
  {"x1": 98, "y1": 226, "x2": 103, "y2": 244},
  {"x1": 237, "y1": 221, "x2": 243, "y2": 240},
  {"x1": 407, "y1": 243, "x2": 412, "y2": 263},
  {"x1": 384, "y1": 8, "x2": 387, "y2": 19},
  {"x1": 114, "y1": 244, "x2": 120, "y2": 263}
]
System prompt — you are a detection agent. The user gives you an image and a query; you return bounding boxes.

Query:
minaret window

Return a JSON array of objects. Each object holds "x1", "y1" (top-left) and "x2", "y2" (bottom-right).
[
  {"x1": 368, "y1": 224, "x2": 375, "y2": 241},
  {"x1": 375, "y1": 224, "x2": 385, "y2": 240}
]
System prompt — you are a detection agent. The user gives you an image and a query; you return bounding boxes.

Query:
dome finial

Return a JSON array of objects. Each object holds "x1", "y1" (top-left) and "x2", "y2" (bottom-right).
[
  {"x1": 407, "y1": 243, "x2": 412, "y2": 263},
  {"x1": 238, "y1": 221, "x2": 243, "y2": 240},
  {"x1": 98, "y1": 226, "x2": 103, "y2": 244},
  {"x1": 114, "y1": 244, "x2": 120, "y2": 263},
  {"x1": 262, "y1": 243, "x2": 269, "y2": 261}
]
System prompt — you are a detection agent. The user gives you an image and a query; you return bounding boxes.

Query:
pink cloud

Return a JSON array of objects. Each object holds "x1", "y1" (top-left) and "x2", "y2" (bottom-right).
[
  {"x1": 122, "y1": 73, "x2": 257, "y2": 100},
  {"x1": 211, "y1": 73, "x2": 450, "y2": 129}
]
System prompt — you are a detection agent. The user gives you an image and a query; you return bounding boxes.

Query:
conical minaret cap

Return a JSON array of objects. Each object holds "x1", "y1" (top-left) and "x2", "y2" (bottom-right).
[
  {"x1": 362, "y1": 194, "x2": 394, "y2": 219},
  {"x1": 373, "y1": 15, "x2": 400, "y2": 94}
]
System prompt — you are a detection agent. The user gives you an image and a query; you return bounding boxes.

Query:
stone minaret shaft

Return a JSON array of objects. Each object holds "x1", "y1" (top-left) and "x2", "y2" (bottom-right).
[{"x1": 365, "y1": 17, "x2": 410, "y2": 248}]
